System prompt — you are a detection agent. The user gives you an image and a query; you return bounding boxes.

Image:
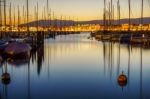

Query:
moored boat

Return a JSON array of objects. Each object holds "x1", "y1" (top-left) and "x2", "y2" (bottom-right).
[
  {"x1": 5, "y1": 42, "x2": 31, "y2": 59},
  {"x1": 0, "y1": 40, "x2": 8, "y2": 51}
]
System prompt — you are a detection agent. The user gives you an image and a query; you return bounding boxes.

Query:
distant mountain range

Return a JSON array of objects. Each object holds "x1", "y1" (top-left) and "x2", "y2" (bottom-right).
[
  {"x1": 20, "y1": 17, "x2": 150, "y2": 27},
  {"x1": 20, "y1": 20, "x2": 75, "y2": 27},
  {"x1": 79, "y1": 17, "x2": 150, "y2": 25}
]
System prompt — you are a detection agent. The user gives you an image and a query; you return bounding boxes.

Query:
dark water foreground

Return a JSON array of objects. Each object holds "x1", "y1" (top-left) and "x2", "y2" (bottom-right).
[{"x1": 0, "y1": 33, "x2": 150, "y2": 99}]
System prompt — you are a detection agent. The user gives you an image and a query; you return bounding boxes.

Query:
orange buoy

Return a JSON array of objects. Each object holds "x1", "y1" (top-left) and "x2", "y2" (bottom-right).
[{"x1": 118, "y1": 72, "x2": 127, "y2": 87}]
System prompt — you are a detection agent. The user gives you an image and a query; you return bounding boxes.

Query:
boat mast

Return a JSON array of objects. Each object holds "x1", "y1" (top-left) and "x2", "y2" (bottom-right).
[
  {"x1": 64, "y1": 16, "x2": 66, "y2": 32},
  {"x1": 117, "y1": 0, "x2": 121, "y2": 27},
  {"x1": 0, "y1": 0, "x2": 1, "y2": 38},
  {"x1": 0, "y1": 0, "x2": 1, "y2": 26},
  {"x1": 113, "y1": 5, "x2": 114, "y2": 30},
  {"x1": 26, "y1": 0, "x2": 29, "y2": 34},
  {"x1": 118, "y1": 0, "x2": 120, "y2": 26},
  {"x1": 44, "y1": 7, "x2": 46, "y2": 26},
  {"x1": 128, "y1": 0, "x2": 131, "y2": 31},
  {"x1": 60, "y1": 15, "x2": 63, "y2": 31},
  {"x1": 34, "y1": 6, "x2": 36, "y2": 29},
  {"x1": 109, "y1": 2, "x2": 111, "y2": 30},
  {"x1": 103, "y1": 0, "x2": 106, "y2": 32},
  {"x1": 111, "y1": 0, "x2": 112, "y2": 30},
  {"x1": 47, "y1": 0, "x2": 49, "y2": 14},
  {"x1": 9, "y1": 3, "x2": 12, "y2": 32},
  {"x1": 69, "y1": 16, "x2": 70, "y2": 31},
  {"x1": 37, "y1": 2, "x2": 39, "y2": 32},
  {"x1": 141, "y1": 0, "x2": 144, "y2": 31},
  {"x1": 18, "y1": 5, "x2": 20, "y2": 32},
  {"x1": 49, "y1": 8, "x2": 51, "y2": 31},
  {"x1": 44, "y1": 7, "x2": 46, "y2": 31},
  {"x1": 13, "y1": 6, "x2": 16, "y2": 28},
  {"x1": 0, "y1": 1, "x2": 1, "y2": 23},
  {"x1": 53, "y1": 11, "x2": 55, "y2": 31},
  {"x1": 47, "y1": 0, "x2": 49, "y2": 31},
  {"x1": 4, "y1": 0, "x2": 6, "y2": 36},
  {"x1": 55, "y1": 15, "x2": 57, "y2": 32},
  {"x1": 23, "y1": 6, "x2": 25, "y2": 25}
]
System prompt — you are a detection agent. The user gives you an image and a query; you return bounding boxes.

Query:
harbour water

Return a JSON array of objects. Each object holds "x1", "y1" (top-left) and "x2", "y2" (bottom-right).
[{"x1": 0, "y1": 32, "x2": 150, "y2": 99}]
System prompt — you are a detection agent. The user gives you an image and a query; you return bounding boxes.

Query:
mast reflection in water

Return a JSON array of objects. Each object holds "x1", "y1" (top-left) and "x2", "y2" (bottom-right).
[{"x1": 0, "y1": 33, "x2": 150, "y2": 99}]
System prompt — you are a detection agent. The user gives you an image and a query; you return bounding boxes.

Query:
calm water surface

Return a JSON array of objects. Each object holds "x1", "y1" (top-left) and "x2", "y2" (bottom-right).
[{"x1": 0, "y1": 33, "x2": 150, "y2": 99}]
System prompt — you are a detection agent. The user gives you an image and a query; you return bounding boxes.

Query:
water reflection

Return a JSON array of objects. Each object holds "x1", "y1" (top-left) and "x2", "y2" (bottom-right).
[
  {"x1": 37, "y1": 44, "x2": 44, "y2": 75},
  {"x1": 0, "y1": 62, "x2": 11, "y2": 99},
  {"x1": 0, "y1": 33, "x2": 149, "y2": 99},
  {"x1": 8, "y1": 58, "x2": 30, "y2": 66},
  {"x1": 1, "y1": 62, "x2": 11, "y2": 85}
]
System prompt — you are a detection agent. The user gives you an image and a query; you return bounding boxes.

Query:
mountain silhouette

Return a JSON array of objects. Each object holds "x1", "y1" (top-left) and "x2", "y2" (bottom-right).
[{"x1": 20, "y1": 17, "x2": 150, "y2": 27}]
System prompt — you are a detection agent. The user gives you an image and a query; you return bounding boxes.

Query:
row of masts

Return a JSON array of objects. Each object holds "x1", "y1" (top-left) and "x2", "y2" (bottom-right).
[
  {"x1": 0, "y1": 0, "x2": 78, "y2": 35},
  {"x1": 103, "y1": 0, "x2": 145, "y2": 31},
  {"x1": 0, "y1": 0, "x2": 146, "y2": 34}
]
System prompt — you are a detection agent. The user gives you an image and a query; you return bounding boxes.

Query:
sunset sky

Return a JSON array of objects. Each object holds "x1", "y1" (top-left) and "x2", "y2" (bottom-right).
[{"x1": 2, "y1": 0, "x2": 150, "y2": 23}]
